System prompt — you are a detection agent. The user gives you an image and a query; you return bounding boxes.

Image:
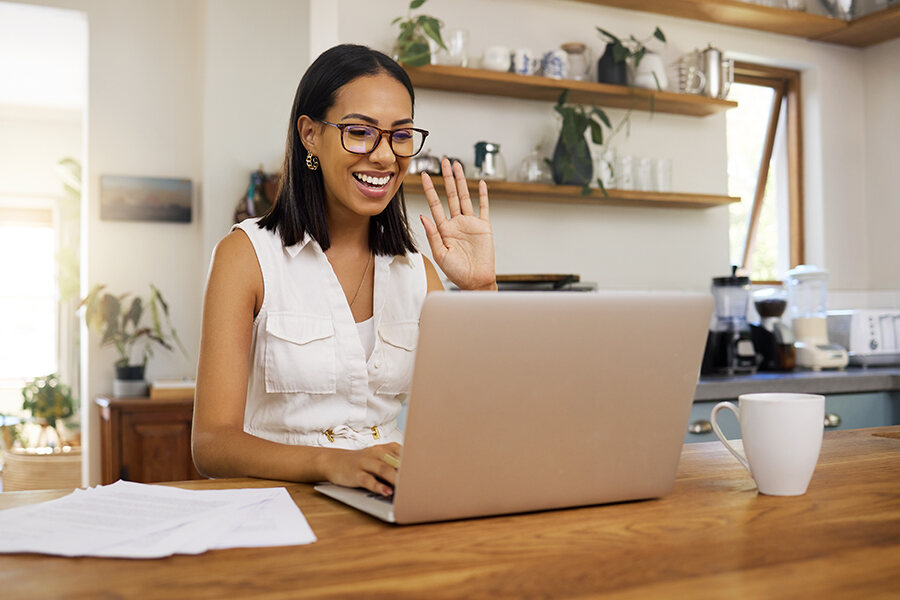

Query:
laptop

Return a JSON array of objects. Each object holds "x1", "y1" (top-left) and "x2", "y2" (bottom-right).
[{"x1": 315, "y1": 291, "x2": 713, "y2": 524}]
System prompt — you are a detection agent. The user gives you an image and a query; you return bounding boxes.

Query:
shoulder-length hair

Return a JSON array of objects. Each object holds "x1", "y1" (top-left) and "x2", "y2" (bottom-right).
[{"x1": 258, "y1": 44, "x2": 418, "y2": 256}]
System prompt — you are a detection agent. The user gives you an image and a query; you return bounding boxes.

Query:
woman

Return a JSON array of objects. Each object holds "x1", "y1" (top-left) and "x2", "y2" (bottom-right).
[{"x1": 192, "y1": 44, "x2": 496, "y2": 497}]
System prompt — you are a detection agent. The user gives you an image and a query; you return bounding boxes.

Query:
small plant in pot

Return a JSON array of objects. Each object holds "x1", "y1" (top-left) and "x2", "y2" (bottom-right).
[
  {"x1": 596, "y1": 26, "x2": 667, "y2": 89},
  {"x1": 391, "y1": 0, "x2": 446, "y2": 67},
  {"x1": 549, "y1": 90, "x2": 612, "y2": 196},
  {"x1": 21, "y1": 373, "x2": 77, "y2": 447},
  {"x1": 80, "y1": 284, "x2": 186, "y2": 397}
]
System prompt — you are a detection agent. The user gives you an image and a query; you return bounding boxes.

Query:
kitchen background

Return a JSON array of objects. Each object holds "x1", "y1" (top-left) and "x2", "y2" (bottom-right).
[{"x1": 1, "y1": 0, "x2": 898, "y2": 485}]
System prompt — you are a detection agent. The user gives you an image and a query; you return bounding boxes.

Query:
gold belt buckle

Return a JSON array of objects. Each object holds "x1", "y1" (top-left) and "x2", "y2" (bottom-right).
[
  {"x1": 371, "y1": 426, "x2": 381, "y2": 440},
  {"x1": 324, "y1": 429, "x2": 335, "y2": 443}
]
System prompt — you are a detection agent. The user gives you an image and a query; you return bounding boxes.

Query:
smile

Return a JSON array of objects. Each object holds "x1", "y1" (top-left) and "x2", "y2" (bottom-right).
[{"x1": 353, "y1": 172, "x2": 392, "y2": 188}]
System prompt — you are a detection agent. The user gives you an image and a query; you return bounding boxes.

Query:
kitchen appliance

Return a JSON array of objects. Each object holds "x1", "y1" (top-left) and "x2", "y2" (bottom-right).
[
  {"x1": 699, "y1": 44, "x2": 733, "y2": 99},
  {"x1": 827, "y1": 309, "x2": 900, "y2": 366},
  {"x1": 473, "y1": 141, "x2": 507, "y2": 181},
  {"x1": 701, "y1": 267, "x2": 758, "y2": 375},
  {"x1": 785, "y1": 265, "x2": 849, "y2": 370},
  {"x1": 750, "y1": 287, "x2": 796, "y2": 371}
]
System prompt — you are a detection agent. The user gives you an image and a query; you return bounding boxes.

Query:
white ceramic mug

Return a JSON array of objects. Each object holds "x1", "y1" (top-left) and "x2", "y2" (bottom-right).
[
  {"x1": 482, "y1": 46, "x2": 511, "y2": 72},
  {"x1": 710, "y1": 393, "x2": 825, "y2": 496},
  {"x1": 512, "y1": 48, "x2": 538, "y2": 75}
]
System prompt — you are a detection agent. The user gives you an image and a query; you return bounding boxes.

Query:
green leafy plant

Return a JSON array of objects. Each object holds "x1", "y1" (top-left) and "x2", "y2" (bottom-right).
[
  {"x1": 549, "y1": 90, "x2": 612, "y2": 196},
  {"x1": 21, "y1": 373, "x2": 76, "y2": 435},
  {"x1": 596, "y1": 26, "x2": 666, "y2": 70},
  {"x1": 80, "y1": 284, "x2": 186, "y2": 368},
  {"x1": 391, "y1": 0, "x2": 446, "y2": 67}
]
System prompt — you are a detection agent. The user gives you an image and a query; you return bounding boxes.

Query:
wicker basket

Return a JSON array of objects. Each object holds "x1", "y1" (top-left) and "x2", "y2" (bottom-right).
[{"x1": 1, "y1": 447, "x2": 82, "y2": 492}]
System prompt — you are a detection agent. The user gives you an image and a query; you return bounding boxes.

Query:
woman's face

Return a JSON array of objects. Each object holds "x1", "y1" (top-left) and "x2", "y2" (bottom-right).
[{"x1": 302, "y1": 73, "x2": 414, "y2": 221}]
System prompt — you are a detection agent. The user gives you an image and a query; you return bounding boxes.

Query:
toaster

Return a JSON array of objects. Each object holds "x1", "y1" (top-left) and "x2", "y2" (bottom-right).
[{"x1": 827, "y1": 309, "x2": 900, "y2": 367}]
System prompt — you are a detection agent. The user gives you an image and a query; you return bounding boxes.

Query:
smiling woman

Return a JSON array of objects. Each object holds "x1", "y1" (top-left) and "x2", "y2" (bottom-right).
[{"x1": 192, "y1": 44, "x2": 496, "y2": 499}]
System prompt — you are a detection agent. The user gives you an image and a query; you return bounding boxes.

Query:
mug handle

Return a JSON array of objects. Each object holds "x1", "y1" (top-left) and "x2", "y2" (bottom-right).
[
  {"x1": 687, "y1": 68, "x2": 706, "y2": 94},
  {"x1": 710, "y1": 401, "x2": 750, "y2": 473}
]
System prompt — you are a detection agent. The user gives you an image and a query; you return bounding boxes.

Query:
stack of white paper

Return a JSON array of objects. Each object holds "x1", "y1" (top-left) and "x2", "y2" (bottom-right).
[{"x1": 0, "y1": 480, "x2": 317, "y2": 558}]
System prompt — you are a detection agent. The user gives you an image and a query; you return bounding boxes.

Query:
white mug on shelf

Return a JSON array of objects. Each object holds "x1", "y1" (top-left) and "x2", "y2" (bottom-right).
[
  {"x1": 710, "y1": 393, "x2": 825, "y2": 496},
  {"x1": 482, "y1": 46, "x2": 511, "y2": 72}
]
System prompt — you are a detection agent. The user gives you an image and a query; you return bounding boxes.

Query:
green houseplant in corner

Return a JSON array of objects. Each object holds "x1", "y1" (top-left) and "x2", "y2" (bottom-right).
[
  {"x1": 391, "y1": 0, "x2": 446, "y2": 66},
  {"x1": 80, "y1": 283, "x2": 186, "y2": 397}
]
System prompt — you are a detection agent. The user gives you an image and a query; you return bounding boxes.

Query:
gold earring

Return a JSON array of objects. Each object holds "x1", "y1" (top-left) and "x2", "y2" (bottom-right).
[{"x1": 306, "y1": 154, "x2": 319, "y2": 171}]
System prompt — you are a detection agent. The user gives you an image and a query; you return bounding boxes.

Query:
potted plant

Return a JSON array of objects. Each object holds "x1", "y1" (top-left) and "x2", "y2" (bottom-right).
[
  {"x1": 20, "y1": 373, "x2": 76, "y2": 447},
  {"x1": 80, "y1": 283, "x2": 186, "y2": 397},
  {"x1": 391, "y1": 0, "x2": 446, "y2": 66},
  {"x1": 549, "y1": 90, "x2": 613, "y2": 195},
  {"x1": 596, "y1": 26, "x2": 667, "y2": 89}
]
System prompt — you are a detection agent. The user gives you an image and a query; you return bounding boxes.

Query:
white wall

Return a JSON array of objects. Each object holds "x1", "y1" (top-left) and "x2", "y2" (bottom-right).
[
  {"x1": 863, "y1": 37, "x2": 900, "y2": 292},
  {"x1": 201, "y1": 0, "x2": 311, "y2": 264}
]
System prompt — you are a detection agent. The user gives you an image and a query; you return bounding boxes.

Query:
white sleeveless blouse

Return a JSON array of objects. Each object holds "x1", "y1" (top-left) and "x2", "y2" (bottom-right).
[{"x1": 232, "y1": 218, "x2": 426, "y2": 449}]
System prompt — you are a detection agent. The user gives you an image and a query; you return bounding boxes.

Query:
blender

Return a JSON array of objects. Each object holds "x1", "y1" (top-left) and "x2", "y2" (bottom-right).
[
  {"x1": 701, "y1": 267, "x2": 758, "y2": 375},
  {"x1": 750, "y1": 287, "x2": 795, "y2": 371},
  {"x1": 785, "y1": 265, "x2": 848, "y2": 370}
]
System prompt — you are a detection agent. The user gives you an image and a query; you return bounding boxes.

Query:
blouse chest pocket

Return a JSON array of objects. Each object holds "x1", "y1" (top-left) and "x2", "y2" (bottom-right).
[
  {"x1": 375, "y1": 321, "x2": 419, "y2": 396},
  {"x1": 265, "y1": 312, "x2": 336, "y2": 394}
]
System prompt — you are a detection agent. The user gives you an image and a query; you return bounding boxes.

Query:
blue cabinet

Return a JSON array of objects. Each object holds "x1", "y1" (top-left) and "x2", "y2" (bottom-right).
[{"x1": 684, "y1": 391, "x2": 900, "y2": 444}]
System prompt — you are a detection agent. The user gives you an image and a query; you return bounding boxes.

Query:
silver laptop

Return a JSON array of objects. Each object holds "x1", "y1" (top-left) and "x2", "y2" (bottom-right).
[{"x1": 315, "y1": 291, "x2": 712, "y2": 524}]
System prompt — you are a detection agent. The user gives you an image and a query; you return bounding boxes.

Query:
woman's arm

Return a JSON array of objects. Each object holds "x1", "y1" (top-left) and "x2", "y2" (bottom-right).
[{"x1": 192, "y1": 230, "x2": 398, "y2": 496}]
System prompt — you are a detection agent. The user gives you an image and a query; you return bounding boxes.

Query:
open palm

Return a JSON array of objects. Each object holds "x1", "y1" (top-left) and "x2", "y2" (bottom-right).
[{"x1": 419, "y1": 158, "x2": 496, "y2": 291}]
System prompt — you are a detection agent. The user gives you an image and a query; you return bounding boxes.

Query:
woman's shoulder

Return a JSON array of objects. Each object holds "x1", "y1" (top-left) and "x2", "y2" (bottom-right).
[{"x1": 212, "y1": 228, "x2": 261, "y2": 275}]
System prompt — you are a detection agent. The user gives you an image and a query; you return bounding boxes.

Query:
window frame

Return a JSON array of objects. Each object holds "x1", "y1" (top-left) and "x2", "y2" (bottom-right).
[{"x1": 732, "y1": 62, "x2": 805, "y2": 284}]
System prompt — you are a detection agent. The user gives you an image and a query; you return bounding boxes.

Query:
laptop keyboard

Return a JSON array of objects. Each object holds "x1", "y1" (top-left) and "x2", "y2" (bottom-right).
[{"x1": 365, "y1": 491, "x2": 395, "y2": 505}]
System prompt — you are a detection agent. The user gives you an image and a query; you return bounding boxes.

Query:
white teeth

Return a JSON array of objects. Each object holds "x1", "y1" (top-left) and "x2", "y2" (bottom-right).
[{"x1": 354, "y1": 173, "x2": 390, "y2": 186}]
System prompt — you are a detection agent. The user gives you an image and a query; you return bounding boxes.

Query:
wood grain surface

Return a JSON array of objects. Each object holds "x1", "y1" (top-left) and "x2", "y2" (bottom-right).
[{"x1": 1, "y1": 427, "x2": 898, "y2": 599}]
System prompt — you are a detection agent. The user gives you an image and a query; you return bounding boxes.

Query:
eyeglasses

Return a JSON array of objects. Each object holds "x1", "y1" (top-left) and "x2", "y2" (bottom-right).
[{"x1": 318, "y1": 120, "x2": 429, "y2": 158}]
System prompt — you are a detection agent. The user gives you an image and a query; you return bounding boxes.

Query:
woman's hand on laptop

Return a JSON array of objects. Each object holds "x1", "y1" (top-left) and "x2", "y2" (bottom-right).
[
  {"x1": 420, "y1": 158, "x2": 497, "y2": 291},
  {"x1": 322, "y1": 442, "x2": 403, "y2": 497}
]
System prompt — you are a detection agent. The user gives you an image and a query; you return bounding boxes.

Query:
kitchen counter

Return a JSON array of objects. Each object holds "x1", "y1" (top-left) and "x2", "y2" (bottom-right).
[{"x1": 695, "y1": 366, "x2": 900, "y2": 401}]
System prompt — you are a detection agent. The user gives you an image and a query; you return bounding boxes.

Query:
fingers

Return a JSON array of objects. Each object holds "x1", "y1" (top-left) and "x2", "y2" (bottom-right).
[
  {"x1": 478, "y1": 179, "x2": 490, "y2": 221},
  {"x1": 420, "y1": 215, "x2": 448, "y2": 262},
  {"x1": 453, "y1": 160, "x2": 475, "y2": 216},
  {"x1": 441, "y1": 158, "x2": 462, "y2": 217},
  {"x1": 421, "y1": 172, "x2": 448, "y2": 229}
]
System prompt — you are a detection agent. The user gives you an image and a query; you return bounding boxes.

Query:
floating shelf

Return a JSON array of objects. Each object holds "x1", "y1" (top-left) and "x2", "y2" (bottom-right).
[
  {"x1": 405, "y1": 65, "x2": 736, "y2": 117},
  {"x1": 403, "y1": 178, "x2": 739, "y2": 210},
  {"x1": 581, "y1": 0, "x2": 900, "y2": 47}
]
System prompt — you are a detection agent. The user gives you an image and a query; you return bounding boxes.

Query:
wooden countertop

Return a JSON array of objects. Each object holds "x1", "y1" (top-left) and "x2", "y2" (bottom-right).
[{"x1": 2, "y1": 427, "x2": 899, "y2": 599}]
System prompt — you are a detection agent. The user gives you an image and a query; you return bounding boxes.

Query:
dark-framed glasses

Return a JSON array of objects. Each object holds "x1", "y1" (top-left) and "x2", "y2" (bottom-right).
[{"x1": 318, "y1": 120, "x2": 429, "y2": 158}]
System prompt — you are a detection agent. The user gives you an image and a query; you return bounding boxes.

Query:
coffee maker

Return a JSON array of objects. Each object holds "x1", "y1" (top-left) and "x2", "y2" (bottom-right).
[
  {"x1": 701, "y1": 267, "x2": 758, "y2": 375},
  {"x1": 785, "y1": 265, "x2": 848, "y2": 370},
  {"x1": 750, "y1": 287, "x2": 796, "y2": 371}
]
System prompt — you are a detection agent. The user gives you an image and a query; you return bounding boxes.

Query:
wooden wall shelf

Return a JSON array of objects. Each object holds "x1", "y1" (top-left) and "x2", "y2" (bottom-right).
[
  {"x1": 405, "y1": 65, "x2": 737, "y2": 117},
  {"x1": 582, "y1": 0, "x2": 900, "y2": 47},
  {"x1": 403, "y1": 178, "x2": 739, "y2": 209}
]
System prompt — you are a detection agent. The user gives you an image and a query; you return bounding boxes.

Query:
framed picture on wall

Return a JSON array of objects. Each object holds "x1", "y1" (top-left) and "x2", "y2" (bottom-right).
[{"x1": 100, "y1": 175, "x2": 192, "y2": 223}]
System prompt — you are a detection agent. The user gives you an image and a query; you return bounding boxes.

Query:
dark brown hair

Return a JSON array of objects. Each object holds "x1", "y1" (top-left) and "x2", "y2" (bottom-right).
[{"x1": 258, "y1": 44, "x2": 418, "y2": 255}]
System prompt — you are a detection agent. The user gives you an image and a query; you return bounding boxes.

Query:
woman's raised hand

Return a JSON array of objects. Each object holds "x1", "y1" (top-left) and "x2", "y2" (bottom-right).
[{"x1": 420, "y1": 158, "x2": 497, "y2": 291}]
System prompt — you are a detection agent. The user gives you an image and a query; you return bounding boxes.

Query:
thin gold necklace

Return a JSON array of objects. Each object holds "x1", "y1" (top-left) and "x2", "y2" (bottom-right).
[{"x1": 348, "y1": 252, "x2": 373, "y2": 308}]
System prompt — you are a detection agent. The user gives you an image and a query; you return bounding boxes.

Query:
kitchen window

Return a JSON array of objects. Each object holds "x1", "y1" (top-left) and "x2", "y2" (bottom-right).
[{"x1": 726, "y1": 63, "x2": 804, "y2": 283}]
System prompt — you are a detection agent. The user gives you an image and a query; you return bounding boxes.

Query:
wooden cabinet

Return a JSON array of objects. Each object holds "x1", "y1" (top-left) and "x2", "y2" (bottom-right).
[{"x1": 95, "y1": 396, "x2": 204, "y2": 485}]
